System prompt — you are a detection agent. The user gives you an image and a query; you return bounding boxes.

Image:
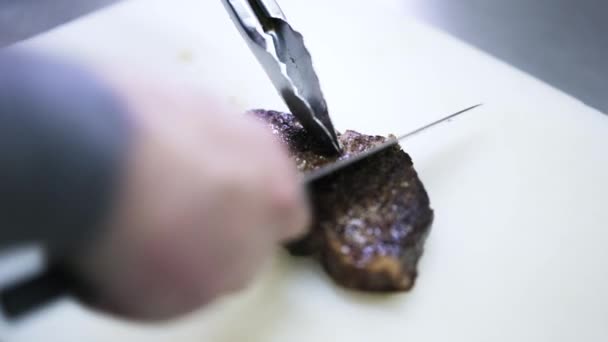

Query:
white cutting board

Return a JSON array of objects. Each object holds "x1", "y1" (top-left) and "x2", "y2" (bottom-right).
[{"x1": 6, "y1": 0, "x2": 608, "y2": 341}]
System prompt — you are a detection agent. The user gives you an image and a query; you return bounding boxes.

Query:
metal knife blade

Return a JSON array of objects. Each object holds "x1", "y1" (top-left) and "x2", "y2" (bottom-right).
[{"x1": 303, "y1": 104, "x2": 482, "y2": 184}]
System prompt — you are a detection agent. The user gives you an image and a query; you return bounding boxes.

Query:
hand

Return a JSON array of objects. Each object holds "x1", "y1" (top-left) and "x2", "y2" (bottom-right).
[{"x1": 68, "y1": 72, "x2": 310, "y2": 321}]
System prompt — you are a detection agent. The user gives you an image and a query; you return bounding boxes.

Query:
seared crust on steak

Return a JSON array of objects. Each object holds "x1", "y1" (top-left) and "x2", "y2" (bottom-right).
[{"x1": 250, "y1": 109, "x2": 433, "y2": 291}]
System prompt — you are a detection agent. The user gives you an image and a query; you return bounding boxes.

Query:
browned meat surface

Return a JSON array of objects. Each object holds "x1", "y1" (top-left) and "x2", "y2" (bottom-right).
[{"x1": 250, "y1": 109, "x2": 433, "y2": 292}]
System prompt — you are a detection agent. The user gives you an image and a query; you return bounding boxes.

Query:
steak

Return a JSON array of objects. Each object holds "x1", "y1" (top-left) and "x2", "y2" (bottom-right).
[{"x1": 250, "y1": 109, "x2": 433, "y2": 292}]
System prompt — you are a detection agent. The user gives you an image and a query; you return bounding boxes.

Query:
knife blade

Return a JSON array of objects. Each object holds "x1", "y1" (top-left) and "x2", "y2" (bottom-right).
[{"x1": 303, "y1": 104, "x2": 483, "y2": 184}]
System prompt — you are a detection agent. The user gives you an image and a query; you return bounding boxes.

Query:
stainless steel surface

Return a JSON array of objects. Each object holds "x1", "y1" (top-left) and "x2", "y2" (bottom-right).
[
  {"x1": 222, "y1": 0, "x2": 342, "y2": 154},
  {"x1": 0, "y1": 0, "x2": 119, "y2": 47},
  {"x1": 303, "y1": 104, "x2": 482, "y2": 184},
  {"x1": 406, "y1": 0, "x2": 608, "y2": 115}
]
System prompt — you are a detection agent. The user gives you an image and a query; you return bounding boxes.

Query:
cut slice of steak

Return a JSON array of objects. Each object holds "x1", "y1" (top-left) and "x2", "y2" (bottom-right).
[{"x1": 250, "y1": 109, "x2": 434, "y2": 292}]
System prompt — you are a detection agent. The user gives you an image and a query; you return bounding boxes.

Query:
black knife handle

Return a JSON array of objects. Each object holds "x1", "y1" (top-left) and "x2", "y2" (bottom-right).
[{"x1": 0, "y1": 265, "x2": 83, "y2": 320}]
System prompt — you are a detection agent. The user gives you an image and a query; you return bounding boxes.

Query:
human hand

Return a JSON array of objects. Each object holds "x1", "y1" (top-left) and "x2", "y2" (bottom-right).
[{"x1": 68, "y1": 73, "x2": 309, "y2": 321}]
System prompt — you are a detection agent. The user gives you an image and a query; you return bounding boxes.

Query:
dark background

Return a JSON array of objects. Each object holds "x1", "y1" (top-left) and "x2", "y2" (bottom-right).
[{"x1": 1, "y1": 0, "x2": 606, "y2": 114}]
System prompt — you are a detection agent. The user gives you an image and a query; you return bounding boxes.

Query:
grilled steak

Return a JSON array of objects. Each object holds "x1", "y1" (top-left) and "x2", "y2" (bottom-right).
[{"x1": 250, "y1": 109, "x2": 433, "y2": 291}]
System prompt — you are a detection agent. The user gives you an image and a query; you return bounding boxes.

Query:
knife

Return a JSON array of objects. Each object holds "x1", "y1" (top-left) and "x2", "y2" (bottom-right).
[
  {"x1": 0, "y1": 104, "x2": 481, "y2": 322},
  {"x1": 303, "y1": 104, "x2": 483, "y2": 184}
]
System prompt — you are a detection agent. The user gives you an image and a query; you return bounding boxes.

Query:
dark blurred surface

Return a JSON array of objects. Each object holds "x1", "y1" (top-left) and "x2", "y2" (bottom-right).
[
  {"x1": 1, "y1": 0, "x2": 606, "y2": 113},
  {"x1": 0, "y1": 0, "x2": 118, "y2": 46},
  {"x1": 408, "y1": 0, "x2": 608, "y2": 114}
]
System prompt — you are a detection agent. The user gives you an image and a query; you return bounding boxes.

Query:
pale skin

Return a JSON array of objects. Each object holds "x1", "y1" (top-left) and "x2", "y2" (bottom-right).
[{"x1": 68, "y1": 73, "x2": 310, "y2": 321}]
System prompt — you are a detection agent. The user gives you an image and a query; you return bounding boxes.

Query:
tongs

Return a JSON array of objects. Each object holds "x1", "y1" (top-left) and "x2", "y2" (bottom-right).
[{"x1": 222, "y1": 0, "x2": 342, "y2": 155}]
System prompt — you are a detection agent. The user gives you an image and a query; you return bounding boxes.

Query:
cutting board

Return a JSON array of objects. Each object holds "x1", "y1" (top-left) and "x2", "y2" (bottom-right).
[{"x1": 6, "y1": 0, "x2": 608, "y2": 341}]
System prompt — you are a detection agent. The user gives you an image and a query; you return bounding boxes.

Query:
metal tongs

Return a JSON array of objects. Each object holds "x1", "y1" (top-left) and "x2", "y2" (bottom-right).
[{"x1": 222, "y1": 0, "x2": 342, "y2": 155}]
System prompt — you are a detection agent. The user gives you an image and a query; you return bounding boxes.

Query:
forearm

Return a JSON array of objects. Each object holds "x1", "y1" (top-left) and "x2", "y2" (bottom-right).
[{"x1": 0, "y1": 50, "x2": 131, "y2": 257}]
